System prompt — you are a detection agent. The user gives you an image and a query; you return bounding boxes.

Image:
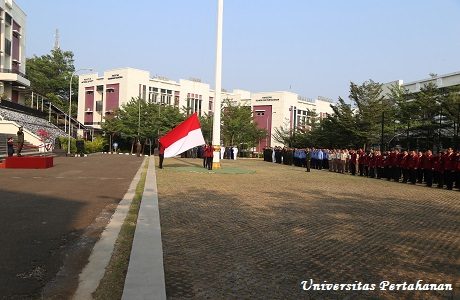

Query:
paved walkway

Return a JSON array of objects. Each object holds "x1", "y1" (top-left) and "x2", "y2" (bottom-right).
[{"x1": 123, "y1": 156, "x2": 166, "y2": 300}]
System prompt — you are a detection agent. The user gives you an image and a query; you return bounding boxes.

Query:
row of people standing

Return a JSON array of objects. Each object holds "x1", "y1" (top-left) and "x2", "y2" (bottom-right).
[
  {"x1": 263, "y1": 147, "x2": 460, "y2": 191},
  {"x1": 182, "y1": 146, "x2": 239, "y2": 160},
  {"x1": 352, "y1": 148, "x2": 459, "y2": 190}
]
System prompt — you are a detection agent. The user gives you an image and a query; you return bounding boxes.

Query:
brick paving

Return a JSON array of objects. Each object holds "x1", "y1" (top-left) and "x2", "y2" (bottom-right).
[{"x1": 157, "y1": 157, "x2": 460, "y2": 299}]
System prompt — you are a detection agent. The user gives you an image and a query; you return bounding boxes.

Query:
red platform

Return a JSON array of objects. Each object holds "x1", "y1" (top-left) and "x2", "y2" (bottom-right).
[{"x1": 4, "y1": 156, "x2": 54, "y2": 169}]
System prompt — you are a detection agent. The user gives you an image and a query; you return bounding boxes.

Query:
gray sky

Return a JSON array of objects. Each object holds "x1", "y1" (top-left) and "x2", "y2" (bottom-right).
[{"x1": 16, "y1": 0, "x2": 460, "y2": 101}]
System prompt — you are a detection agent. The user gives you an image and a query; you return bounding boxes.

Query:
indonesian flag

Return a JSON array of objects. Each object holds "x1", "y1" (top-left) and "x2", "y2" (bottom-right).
[{"x1": 159, "y1": 113, "x2": 206, "y2": 158}]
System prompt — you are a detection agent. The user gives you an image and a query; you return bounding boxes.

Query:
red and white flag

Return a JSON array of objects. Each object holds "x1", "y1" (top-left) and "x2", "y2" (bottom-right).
[{"x1": 159, "y1": 113, "x2": 206, "y2": 158}]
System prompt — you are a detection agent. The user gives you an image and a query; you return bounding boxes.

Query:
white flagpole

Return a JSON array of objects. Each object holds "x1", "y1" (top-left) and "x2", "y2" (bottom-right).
[{"x1": 212, "y1": 0, "x2": 223, "y2": 169}]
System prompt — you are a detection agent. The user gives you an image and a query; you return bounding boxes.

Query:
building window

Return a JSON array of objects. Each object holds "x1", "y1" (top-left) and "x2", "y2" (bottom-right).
[
  {"x1": 96, "y1": 101, "x2": 103, "y2": 112},
  {"x1": 4, "y1": 38, "x2": 11, "y2": 56},
  {"x1": 149, "y1": 87, "x2": 159, "y2": 103},
  {"x1": 4, "y1": 12, "x2": 12, "y2": 26},
  {"x1": 186, "y1": 94, "x2": 203, "y2": 115}
]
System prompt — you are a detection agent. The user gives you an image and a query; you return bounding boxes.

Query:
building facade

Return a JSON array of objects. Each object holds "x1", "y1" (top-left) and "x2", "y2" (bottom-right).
[
  {"x1": 382, "y1": 71, "x2": 460, "y2": 96},
  {"x1": 77, "y1": 67, "x2": 334, "y2": 150},
  {"x1": 0, "y1": 0, "x2": 29, "y2": 103},
  {"x1": 235, "y1": 92, "x2": 334, "y2": 150}
]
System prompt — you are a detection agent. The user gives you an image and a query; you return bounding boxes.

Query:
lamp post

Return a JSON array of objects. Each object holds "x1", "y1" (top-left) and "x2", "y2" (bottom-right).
[{"x1": 68, "y1": 68, "x2": 93, "y2": 156}]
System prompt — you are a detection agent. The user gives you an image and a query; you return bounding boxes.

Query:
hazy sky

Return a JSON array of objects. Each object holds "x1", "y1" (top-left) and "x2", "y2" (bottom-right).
[{"x1": 15, "y1": 0, "x2": 460, "y2": 101}]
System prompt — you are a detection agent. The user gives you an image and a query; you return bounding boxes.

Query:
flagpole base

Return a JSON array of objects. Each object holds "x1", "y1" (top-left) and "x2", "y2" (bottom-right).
[{"x1": 213, "y1": 147, "x2": 221, "y2": 169}]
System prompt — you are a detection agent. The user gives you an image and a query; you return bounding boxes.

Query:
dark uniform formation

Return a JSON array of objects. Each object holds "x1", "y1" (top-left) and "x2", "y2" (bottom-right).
[{"x1": 264, "y1": 147, "x2": 460, "y2": 191}]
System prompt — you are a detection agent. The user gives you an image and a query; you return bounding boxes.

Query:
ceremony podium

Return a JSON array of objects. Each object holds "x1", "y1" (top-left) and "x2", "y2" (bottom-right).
[{"x1": 3, "y1": 156, "x2": 54, "y2": 169}]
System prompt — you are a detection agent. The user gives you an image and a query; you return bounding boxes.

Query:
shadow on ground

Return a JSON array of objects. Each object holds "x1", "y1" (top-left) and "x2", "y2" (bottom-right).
[{"x1": 0, "y1": 190, "x2": 86, "y2": 299}]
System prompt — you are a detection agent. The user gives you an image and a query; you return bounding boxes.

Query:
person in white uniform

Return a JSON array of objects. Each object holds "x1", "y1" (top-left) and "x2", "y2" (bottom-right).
[
  {"x1": 233, "y1": 146, "x2": 238, "y2": 160},
  {"x1": 220, "y1": 146, "x2": 225, "y2": 159}
]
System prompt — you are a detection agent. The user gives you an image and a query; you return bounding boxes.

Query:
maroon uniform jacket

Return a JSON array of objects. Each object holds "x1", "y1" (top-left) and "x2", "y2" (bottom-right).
[
  {"x1": 408, "y1": 155, "x2": 419, "y2": 170},
  {"x1": 350, "y1": 152, "x2": 357, "y2": 164},
  {"x1": 400, "y1": 154, "x2": 409, "y2": 169},
  {"x1": 434, "y1": 155, "x2": 444, "y2": 173},
  {"x1": 383, "y1": 154, "x2": 390, "y2": 167},
  {"x1": 375, "y1": 155, "x2": 383, "y2": 168},
  {"x1": 364, "y1": 154, "x2": 370, "y2": 166},
  {"x1": 205, "y1": 146, "x2": 214, "y2": 158},
  {"x1": 358, "y1": 151, "x2": 365, "y2": 164},
  {"x1": 421, "y1": 154, "x2": 433, "y2": 170},
  {"x1": 444, "y1": 153, "x2": 455, "y2": 171},
  {"x1": 389, "y1": 152, "x2": 397, "y2": 167},
  {"x1": 368, "y1": 155, "x2": 375, "y2": 168},
  {"x1": 396, "y1": 153, "x2": 404, "y2": 168}
]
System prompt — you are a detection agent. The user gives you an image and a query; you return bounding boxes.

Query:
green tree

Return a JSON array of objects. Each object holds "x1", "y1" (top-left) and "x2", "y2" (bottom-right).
[
  {"x1": 26, "y1": 49, "x2": 76, "y2": 114},
  {"x1": 102, "y1": 98, "x2": 185, "y2": 152},
  {"x1": 272, "y1": 126, "x2": 295, "y2": 147},
  {"x1": 386, "y1": 83, "x2": 413, "y2": 149},
  {"x1": 442, "y1": 86, "x2": 460, "y2": 147},
  {"x1": 221, "y1": 100, "x2": 266, "y2": 148},
  {"x1": 349, "y1": 80, "x2": 389, "y2": 148},
  {"x1": 311, "y1": 97, "x2": 362, "y2": 148},
  {"x1": 199, "y1": 113, "x2": 213, "y2": 143},
  {"x1": 388, "y1": 80, "x2": 459, "y2": 150},
  {"x1": 413, "y1": 82, "x2": 442, "y2": 149}
]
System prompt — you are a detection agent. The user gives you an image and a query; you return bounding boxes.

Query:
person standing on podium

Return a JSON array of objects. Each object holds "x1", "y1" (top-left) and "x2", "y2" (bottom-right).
[{"x1": 17, "y1": 126, "x2": 24, "y2": 156}]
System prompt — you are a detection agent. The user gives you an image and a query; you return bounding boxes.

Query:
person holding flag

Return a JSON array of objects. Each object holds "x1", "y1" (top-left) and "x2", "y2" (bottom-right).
[
  {"x1": 205, "y1": 142, "x2": 215, "y2": 170},
  {"x1": 158, "y1": 139, "x2": 165, "y2": 169},
  {"x1": 203, "y1": 144, "x2": 209, "y2": 168}
]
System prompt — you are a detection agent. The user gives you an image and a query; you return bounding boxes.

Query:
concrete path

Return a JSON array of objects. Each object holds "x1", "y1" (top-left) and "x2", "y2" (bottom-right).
[
  {"x1": 72, "y1": 157, "x2": 146, "y2": 299},
  {"x1": 122, "y1": 156, "x2": 166, "y2": 300}
]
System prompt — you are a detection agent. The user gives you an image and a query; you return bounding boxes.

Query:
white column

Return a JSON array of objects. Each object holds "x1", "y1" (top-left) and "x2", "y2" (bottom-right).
[{"x1": 212, "y1": 0, "x2": 223, "y2": 169}]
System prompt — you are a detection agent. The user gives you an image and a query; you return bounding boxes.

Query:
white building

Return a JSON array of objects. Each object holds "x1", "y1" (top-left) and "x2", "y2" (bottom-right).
[
  {"x1": 382, "y1": 71, "x2": 460, "y2": 96},
  {"x1": 77, "y1": 67, "x2": 334, "y2": 150},
  {"x1": 234, "y1": 92, "x2": 334, "y2": 150},
  {"x1": 0, "y1": 0, "x2": 29, "y2": 103},
  {"x1": 77, "y1": 68, "x2": 240, "y2": 128}
]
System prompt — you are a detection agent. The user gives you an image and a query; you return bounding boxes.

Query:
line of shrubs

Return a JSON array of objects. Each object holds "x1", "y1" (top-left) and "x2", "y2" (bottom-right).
[{"x1": 57, "y1": 136, "x2": 105, "y2": 154}]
